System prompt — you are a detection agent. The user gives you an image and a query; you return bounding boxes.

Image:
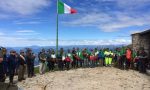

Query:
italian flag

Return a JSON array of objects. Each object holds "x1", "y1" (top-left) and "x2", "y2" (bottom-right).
[{"x1": 58, "y1": 1, "x2": 77, "y2": 14}]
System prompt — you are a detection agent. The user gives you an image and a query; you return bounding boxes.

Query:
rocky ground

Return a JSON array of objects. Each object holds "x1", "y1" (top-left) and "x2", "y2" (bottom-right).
[{"x1": 16, "y1": 67, "x2": 150, "y2": 90}]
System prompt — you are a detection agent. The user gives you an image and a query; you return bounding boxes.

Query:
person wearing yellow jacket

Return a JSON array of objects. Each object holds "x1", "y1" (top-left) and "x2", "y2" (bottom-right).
[
  {"x1": 104, "y1": 49, "x2": 109, "y2": 66},
  {"x1": 108, "y1": 50, "x2": 114, "y2": 66}
]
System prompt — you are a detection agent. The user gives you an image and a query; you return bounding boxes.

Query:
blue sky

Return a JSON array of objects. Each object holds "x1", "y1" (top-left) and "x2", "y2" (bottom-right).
[{"x1": 0, "y1": 0, "x2": 150, "y2": 47}]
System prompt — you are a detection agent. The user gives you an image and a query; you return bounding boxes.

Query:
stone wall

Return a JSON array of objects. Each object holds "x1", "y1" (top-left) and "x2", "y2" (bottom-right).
[{"x1": 132, "y1": 31, "x2": 150, "y2": 59}]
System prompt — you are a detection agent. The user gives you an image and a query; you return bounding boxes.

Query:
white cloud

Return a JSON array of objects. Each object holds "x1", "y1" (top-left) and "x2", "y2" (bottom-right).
[
  {"x1": 0, "y1": 36, "x2": 131, "y2": 47},
  {"x1": 0, "y1": 0, "x2": 50, "y2": 15},
  {"x1": 62, "y1": 0, "x2": 150, "y2": 32},
  {"x1": 62, "y1": 10, "x2": 150, "y2": 32},
  {"x1": 16, "y1": 30, "x2": 35, "y2": 33},
  {"x1": 16, "y1": 30, "x2": 40, "y2": 35}
]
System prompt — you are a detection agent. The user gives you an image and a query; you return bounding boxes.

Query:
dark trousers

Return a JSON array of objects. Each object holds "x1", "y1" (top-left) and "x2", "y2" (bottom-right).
[
  {"x1": 48, "y1": 61, "x2": 55, "y2": 71},
  {"x1": 79, "y1": 60, "x2": 83, "y2": 67},
  {"x1": 72, "y1": 59, "x2": 77, "y2": 68},
  {"x1": 0, "y1": 63, "x2": 5, "y2": 82},
  {"x1": 66, "y1": 61, "x2": 70, "y2": 70},
  {"x1": 126, "y1": 59, "x2": 131, "y2": 70},
  {"x1": 27, "y1": 63, "x2": 34, "y2": 77},
  {"x1": 8, "y1": 69, "x2": 15, "y2": 83},
  {"x1": 119, "y1": 55, "x2": 126, "y2": 69},
  {"x1": 138, "y1": 59, "x2": 146, "y2": 73},
  {"x1": 58, "y1": 60, "x2": 64, "y2": 70}
]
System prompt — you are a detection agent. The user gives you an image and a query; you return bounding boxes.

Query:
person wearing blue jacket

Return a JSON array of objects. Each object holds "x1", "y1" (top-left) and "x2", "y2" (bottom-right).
[{"x1": 7, "y1": 50, "x2": 16, "y2": 84}]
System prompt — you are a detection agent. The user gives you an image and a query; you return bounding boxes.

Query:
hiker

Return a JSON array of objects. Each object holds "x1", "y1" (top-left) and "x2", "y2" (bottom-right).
[
  {"x1": 1, "y1": 48, "x2": 8, "y2": 76},
  {"x1": 0, "y1": 47, "x2": 5, "y2": 82},
  {"x1": 26, "y1": 49, "x2": 35, "y2": 78},
  {"x1": 72, "y1": 48, "x2": 77, "y2": 68},
  {"x1": 58, "y1": 48, "x2": 64, "y2": 70},
  {"x1": 50, "y1": 49, "x2": 56, "y2": 71},
  {"x1": 108, "y1": 50, "x2": 114, "y2": 67},
  {"x1": 104, "y1": 48, "x2": 109, "y2": 66},
  {"x1": 138, "y1": 47, "x2": 148, "y2": 73},
  {"x1": 89, "y1": 49, "x2": 95, "y2": 68},
  {"x1": 98, "y1": 49, "x2": 105, "y2": 66},
  {"x1": 82, "y1": 48, "x2": 89, "y2": 67},
  {"x1": 77, "y1": 48, "x2": 84, "y2": 67},
  {"x1": 46, "y1": 49, "x2": 52, "y2": 71},
  {"x1": 133, "y1": 50, "x2": 139, "y2": 70},
  {"x1": 18, "y1": 50, "x2": 26, "y2": 81},
  {"x1": 66, "y1": 49, "x2": 73, "y2": 69},
  {"x1": 94, "y1": 48, "x2": 99, "y2": 66},
  {"x1": 39, "y1": 49, "x2": 47, "y2": 74},
  {"x1": 125, "y1": 48, "x2": 132, "y2": 70},
  {"x1": 65, "y1": 55, "x2": 71, "y2": 70},
  {"x1": 113, "y1": 48, "x2": 120, "y2": 67},
  {"x1": 7, "y1": 50, "x2": 16, "y2": 84},
  {"x1": 119, "y1": 47, "x2": 126, "y2": 69}
]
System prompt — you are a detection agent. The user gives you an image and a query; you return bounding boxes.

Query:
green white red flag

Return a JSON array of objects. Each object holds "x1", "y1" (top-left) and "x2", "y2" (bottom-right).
[{"x1": 58, "y1": 1, "x2": 77, "y2": 14}]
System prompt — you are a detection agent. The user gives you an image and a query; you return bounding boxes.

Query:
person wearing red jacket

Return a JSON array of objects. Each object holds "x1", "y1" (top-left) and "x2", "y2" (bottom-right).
[
  {"x1": 126, "y1": 48, "x2": 132, "y2": 70},
  {"x1": 65, "y1": 56, "x2": 71, "y2": 70}
]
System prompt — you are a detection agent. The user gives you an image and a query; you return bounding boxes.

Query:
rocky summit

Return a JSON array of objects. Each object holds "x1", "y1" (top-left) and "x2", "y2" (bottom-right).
[{"x1": 17, "y1": 67, "x2": 150, "y2": 90}]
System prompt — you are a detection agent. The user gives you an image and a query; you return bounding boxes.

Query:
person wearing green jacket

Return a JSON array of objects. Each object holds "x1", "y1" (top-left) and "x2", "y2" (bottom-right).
[
  {"x1": 119, "y1": 47, "x2": 126, "y2": 70},
  {"x1": 76, "y1": 48, "x2": 84, "y2": 67},
  {"x1": 82, "y1": 48, "x2": 89, "y2": 67},
  {"x1": 98, "y1": 49, "x2": 105, "y2": 66}
]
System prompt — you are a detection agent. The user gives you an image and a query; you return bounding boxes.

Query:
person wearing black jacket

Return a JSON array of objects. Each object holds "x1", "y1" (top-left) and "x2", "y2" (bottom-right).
[
  {"x1": 0, "y1": 48, "x2": 5, "y2": 82},
  {"x1": 18, "y1": 50, "x2": 26, "y2": 81},
  {"x1": 26, "y1": 49, "x2": 35, "y2": 78},
  {"x1": 7, "y1": 50, "x2": 16, "y2": 84},
  {"x1": 72, "y1": 48, "x2": 77, "y2": 68},
  {"x1": 138, "y1": 47, "x2": 148, "y2": 73}
]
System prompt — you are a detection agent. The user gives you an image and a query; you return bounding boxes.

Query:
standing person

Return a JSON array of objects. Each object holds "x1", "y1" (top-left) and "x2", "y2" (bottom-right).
[
  {"x1": 78, "y1": 49, "x2": 84, "y2": 68},
  {"x1": 76, "y1": 48, "x2": 81, "y2": 68},
  {"x1": 18, "y1": 50, "x2": 26, "y2": 82},
  {"x1": 26, "y1": 49, "x2": 35, "y2": 78},
  {"x1": 0, "y1": 47, "x2": 5, "y2": 82},
  {"x1": 113, "y1": 48, "x2": 119, "y2": 67},
  {"x1": 2, "y1": 48, "x2": 8, "y2": 76},
  {"x1": 39, "y1": 49, "x2": 47, "y2": 74},
  {"x1": 51, "y1": 49, "x2": 56, "y2": 71},
  {"x1": 98, "y1": 49, "x2": 105, "y2": 66},
  {"x1": 119, "y1": 47, "x2": 126, "y2": 70},
  {"x1": 94, "y1": 48, "x2": 99, "y2": 66},
  {"x1": 72, "y1": 48, "x2": 77, "y2": 68},
  {"x1": 138, "y1": 47, "x2": 148, "y2": 73},
  {"x1": 126, "y1": 48, "x2": 132, "y2": 70},
  {"x1": 7, "y1": 50, "x2": 16, "y2": 84},
  {"x1": 66, "y1": 49, "x2": 73, "y2": 69},
  {"x1": 108, "y1": 50, "x2": 114, "y2": 67},
  {"x1": 104, "y1": 48, "x2": 109, "y2": 67},
  {"x1": 89, "y1": 50, "x2": 95, "y2": 68},
  {"x1": 82, "y1": 48, "x2": 89, "y2": 68},
  {"x1": 58, "y1": 48, "x2": 64, "y2": 70},
  {"x1": 65, "y1": 55, "x2": 71, "y2": 70},
  {"x1": 46, "y1": 49, "x2": 52, "y2": 71}
]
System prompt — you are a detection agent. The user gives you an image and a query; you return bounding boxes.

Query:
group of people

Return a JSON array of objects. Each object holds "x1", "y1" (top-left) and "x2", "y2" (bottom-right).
[
  {"x1": 0, "y1": 46, "x2": 149, "y2": 85},
  {"x1": 0, "y1": 48, "x2": 35, "y2": 85},
  {"x1": 38, "y1": 47, "x2": 149, "y2": 73}
]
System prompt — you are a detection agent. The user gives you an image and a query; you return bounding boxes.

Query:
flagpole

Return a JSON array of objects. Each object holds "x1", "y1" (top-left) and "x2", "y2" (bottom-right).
[{"x1": 56, "y1": 0, "x2": 59, "y2": 56}]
